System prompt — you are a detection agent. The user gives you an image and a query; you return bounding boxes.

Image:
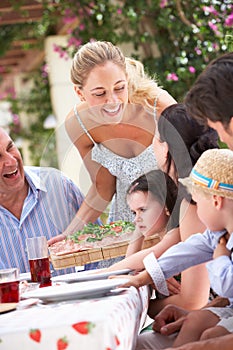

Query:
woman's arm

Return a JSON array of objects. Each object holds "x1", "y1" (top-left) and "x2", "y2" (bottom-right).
[
  {"x1": 126, "y1": 236, "x2": 145, "y2": 257},
  {"x1": 148, "y1": 199, "x2": 210, "y2": 317},
  {"x1": 107, "y1": 227, "x2": 180, "y2": 271},
  {"x1": 66, "y1": 111, "x2": 117, "y2": 217},
  {"x1": 48, "y1": 110, "x2": 116, "y2": 245}
]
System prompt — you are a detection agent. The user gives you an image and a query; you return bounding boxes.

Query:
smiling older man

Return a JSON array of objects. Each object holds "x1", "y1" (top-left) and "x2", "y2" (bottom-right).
[{"x1": 0, "y1": 127, "x2": 87, "y2": 276}]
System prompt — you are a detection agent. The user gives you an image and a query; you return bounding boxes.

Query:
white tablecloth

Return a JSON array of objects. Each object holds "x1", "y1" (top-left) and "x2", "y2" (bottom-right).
[{"x1": 0, "y1": 285, "x2": 149, "y2": 350}]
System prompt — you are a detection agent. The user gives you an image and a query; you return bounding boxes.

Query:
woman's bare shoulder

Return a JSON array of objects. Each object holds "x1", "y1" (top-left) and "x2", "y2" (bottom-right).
[{"x1": 65, "y1": 106, "x2": 93, "y2": 153}]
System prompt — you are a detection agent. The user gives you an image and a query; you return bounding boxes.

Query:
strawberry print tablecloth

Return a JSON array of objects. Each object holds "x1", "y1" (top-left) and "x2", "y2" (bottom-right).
[{"x1": 0, "y1": 286, "x2": 150, "y2": 350}]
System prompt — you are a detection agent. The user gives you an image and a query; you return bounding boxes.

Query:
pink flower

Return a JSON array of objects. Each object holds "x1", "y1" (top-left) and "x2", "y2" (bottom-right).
[
  {"x1": 63, "y1": 16, "x2": 76, "y2": 24},
  {"x1": 212, "y1": 42, "x2": 219, "y2": 50},
  {"x1": 79, "y1": 23, "x2": 85, "y2": 31},
  {"x1": 195, "y1": 47, "x2": 202, "y2": 55},
  {"x1": 12, "y1": 114, "x2": 20, "y2": 125},
  {"x1": 208, "y1": 21, "x2": 221, "y2": 36},
  {"x1": 225, "y1": 12, "x2": 233, "y2": 27},
  {"x1": 117, "y1": 8, "x2": 122, "y2": 14},
  {"x1": 63, "y1": 9, "x2": 77, "y2": 24},
  {"x1": 67, "y1": 37, "x2": 82, "y2": 48},
  {"x1": 202, "y1": 6, "x2": 218, "y2": 16},
  {"x1": 41, "y1": 64, "x2": 49, "y2": 78},
  {"x1": 188, "y1": 66, "x2": 196, "y2": 74},
  {"x1": 53, "y1": 44, "x2": 69, "y2": 60},
  {"x1": 166, "y1": 73, "x2": 179, "y2": 81},
  {"x1": 160, "y1": 0, "x2": 168, "y2": 8}
]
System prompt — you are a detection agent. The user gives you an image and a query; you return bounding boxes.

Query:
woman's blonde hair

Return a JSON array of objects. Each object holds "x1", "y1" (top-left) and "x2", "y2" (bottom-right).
[
  {"x1": 126, "y1": 57, "x2": 161, "y2": 108},
  {"x1": 71, "y1": 41, "x2": 126, "y2": 88},
  {"x1": 71, "y1": 40, "x2": 161, "y2": 108}
]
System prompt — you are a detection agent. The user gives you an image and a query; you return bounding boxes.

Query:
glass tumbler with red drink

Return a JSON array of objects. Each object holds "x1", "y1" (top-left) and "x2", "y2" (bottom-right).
[
  {"x1": 0, "y1": 268, "x2": 20, "y2": 303},
  {"x1": 26, "y1": 236, "x2": 51, "y2": 287}
]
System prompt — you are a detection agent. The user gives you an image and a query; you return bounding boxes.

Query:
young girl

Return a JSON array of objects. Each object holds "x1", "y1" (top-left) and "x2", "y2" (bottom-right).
[{"x1": 126, "y1": 169, "x2": 179, "y2": 257}]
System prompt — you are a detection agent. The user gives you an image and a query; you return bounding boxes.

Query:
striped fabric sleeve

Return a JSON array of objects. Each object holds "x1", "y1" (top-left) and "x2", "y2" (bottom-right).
[{"x1": 143, "y1": 252, "x2": 169, "y2": 296}]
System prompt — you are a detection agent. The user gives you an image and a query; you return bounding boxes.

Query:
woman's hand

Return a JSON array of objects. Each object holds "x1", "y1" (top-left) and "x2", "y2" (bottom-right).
[{"x1": 48, "y1": 233, "x2": 66, "y2": 246}]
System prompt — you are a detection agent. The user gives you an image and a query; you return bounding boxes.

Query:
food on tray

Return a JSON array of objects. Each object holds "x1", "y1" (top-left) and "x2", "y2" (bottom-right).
[{"x1": 49, "y1": 220, "x2": 135, "y2": 256}]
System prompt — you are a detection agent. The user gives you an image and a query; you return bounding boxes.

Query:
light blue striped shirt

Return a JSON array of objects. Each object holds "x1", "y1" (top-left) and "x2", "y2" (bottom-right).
[{"x1": 0, "y1": 166, "x2": 86, "y2": 276}]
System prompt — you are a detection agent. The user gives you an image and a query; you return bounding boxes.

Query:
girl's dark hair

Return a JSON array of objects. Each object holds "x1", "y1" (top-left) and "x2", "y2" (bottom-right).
[
  {"x1": 157, "y1": 103, "x2": 219, "y2": 179},
  {"x1": 127, "y1": 169, "x2": 178, "y2": 217}
]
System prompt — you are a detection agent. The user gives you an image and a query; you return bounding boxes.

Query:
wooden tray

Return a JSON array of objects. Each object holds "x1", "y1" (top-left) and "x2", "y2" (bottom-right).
[{"x1": 50, "y1": 234, "x2": 161, "y2": 270}]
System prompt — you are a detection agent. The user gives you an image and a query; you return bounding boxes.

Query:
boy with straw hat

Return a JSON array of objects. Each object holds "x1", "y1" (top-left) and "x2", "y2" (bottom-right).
[
  {"x1": 113, "y1": 148, "x2": 233, "y2": 348},
  {"x1": 164, "y1": 148, "x2": 233, "y2": 347}
]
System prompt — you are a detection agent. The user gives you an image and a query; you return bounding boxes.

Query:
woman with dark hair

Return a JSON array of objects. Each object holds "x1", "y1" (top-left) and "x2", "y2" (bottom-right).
[
  {"x1": 155, "y1": 103, "x2": 218, "y2": 180},
  {"x1": 108, "y1": 103, "x2": 219, "y2": 314}
]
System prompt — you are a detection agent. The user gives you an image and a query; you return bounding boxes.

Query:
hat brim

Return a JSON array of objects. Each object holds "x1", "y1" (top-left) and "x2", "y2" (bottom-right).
[{"x1": 179, "y1": 176, "x2": 233, "y2": 200}]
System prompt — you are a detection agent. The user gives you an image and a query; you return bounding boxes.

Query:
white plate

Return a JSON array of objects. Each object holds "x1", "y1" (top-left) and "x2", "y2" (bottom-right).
[
  {"x1": 19, "y1": 272, "x2": 31, "y2": 281},
  {"x1": 51, "y1": 268, "x2": 133, "y2": 283},
  {"x1": 21, "y1": 278, "x2": 128, "y2": 302}
]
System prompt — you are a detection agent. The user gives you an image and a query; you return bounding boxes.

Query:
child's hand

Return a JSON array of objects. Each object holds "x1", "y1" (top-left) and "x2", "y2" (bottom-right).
[
  {"x1": 109, "y1": 269, "x2": 153, "y2": 288},
  {"x1": 205, "y1": 296, "x2": 229, "y2": 308},
  {"x1": 109, "y1": 274, "x2": 141, "y2": 288},
  {"x1": 166, "y1": 277, "x2": 181, "y2": 295},
  {"x1": 213, "y1": 234, "x2": 231, "y2": 259}
]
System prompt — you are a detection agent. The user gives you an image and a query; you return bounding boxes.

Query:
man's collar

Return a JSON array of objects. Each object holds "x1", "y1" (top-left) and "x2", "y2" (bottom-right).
[{"x1": 24, "y1": 167, "x2": 47, "y2": 192}]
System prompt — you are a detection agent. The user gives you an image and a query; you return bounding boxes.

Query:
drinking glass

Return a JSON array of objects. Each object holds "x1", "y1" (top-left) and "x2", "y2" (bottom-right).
[
  {"x1": 0, "y1": 268, "x2": 20, "y2": 303},
  {"x1": 26, "y1": 236, "x2": 51, "y2": 287}
]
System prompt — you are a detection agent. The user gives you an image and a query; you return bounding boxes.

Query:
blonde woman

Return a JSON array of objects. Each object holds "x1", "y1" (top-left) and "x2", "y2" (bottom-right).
[{"x1": 49, "y1": 41, "x2": 176, "y2": 244}]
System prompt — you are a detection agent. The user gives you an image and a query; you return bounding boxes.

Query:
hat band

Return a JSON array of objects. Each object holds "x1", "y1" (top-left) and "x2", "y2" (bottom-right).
[{"x1": 191, "y1": 169, "x2": 233, "y2": 192}]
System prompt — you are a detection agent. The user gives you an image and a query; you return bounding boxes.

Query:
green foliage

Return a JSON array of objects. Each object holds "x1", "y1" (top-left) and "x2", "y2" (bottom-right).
[
  {"x1": 7, "y1": 65, "x2": 58, "y2": 167},
  {"x1": 47, "y1": 0, "x2": 233, "y2": 101},
  {"x1": 3, "y1": 1, "x2": 233, "y2": 100},
  {"x1": 2, "y1": 0, "x2": 233, "y2": 162}
]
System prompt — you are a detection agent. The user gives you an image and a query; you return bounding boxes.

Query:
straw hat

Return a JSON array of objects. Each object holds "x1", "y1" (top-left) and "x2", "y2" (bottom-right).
[{"x1": 179, "y1": 148, "x2": 233, "y2": 199}]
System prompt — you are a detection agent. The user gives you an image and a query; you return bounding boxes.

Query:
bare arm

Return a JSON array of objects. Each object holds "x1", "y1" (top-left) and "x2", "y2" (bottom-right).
[
  {"x1": 148, "y1": 199, "x2": 210, "y2": 317},
  {"x1": 165, "y1": 334, "x2": 233, "y2": 350},
  {"x1": 156, "y1": 89, "x2": 177, "y2": 116},
  {"x1": 48, "y1": 110, "x2": 116, "y2": 245},
  {"x1": 126, "y1": 235, "x2": 145, "y2": 257},
  {"x1": 107, "y1": 227, "x2": 180, "y2": 271},
  {"x1": 66, "y1": 110, "x2": 117, "y2": 217}
]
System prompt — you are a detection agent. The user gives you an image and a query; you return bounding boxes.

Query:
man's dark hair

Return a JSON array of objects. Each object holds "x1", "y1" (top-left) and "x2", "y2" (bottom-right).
[{"x1": 185, "y1": 52, "x2": 233, "y2": 128}]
